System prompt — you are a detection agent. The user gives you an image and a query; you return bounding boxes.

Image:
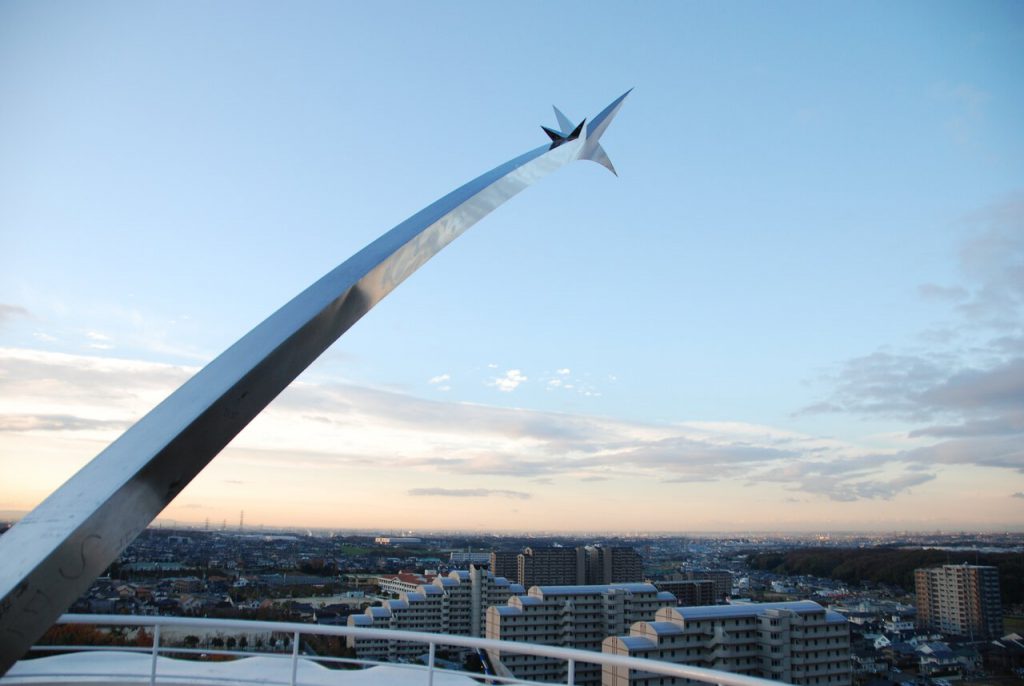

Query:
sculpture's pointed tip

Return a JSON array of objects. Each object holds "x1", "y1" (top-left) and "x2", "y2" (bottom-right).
[
  {"x1": 541, "y1": 125, "x2": 563, "y2": 143},
  {"x1": 568, "y1": 119, "x2": 586, "y2": 141},
  {"x1": 577, "y1": 90, "x2": 632, "y2": 175},
  {"x1": 589, "y1": 144, "x2": 618, "y2": 176},
  {"x1": 544, "y1": 91, "x2": 631, "y2": 173},
  {"x1": 552, "y1": 106, "x2": 574, "y2": 135}
]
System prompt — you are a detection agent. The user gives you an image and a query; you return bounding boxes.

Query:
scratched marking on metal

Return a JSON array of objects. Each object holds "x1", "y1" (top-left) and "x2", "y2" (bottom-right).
[{"x1": 0, "y1": 91, "x2": 630, "y2": 671}]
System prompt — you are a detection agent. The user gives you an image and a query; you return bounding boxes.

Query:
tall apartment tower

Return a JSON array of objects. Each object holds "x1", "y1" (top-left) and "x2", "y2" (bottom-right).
[
  {"x1": 915, "y1": 564, "x2": 1003, "y2": 639},
  {"x1": 518, "y1": 546, "x2": 584, "y2": 587},
  {"x1": 585, "y1": 546, "x2": 644, "y2": 584},
  {"x1": 685, "y1": 569, "x2": 733, "y2": 602},
  {"x1": 490, "y1": 550, "x2": 519, "y2": 580},
  {"x1": 653, "y1": 579, "x2": 716, "y2": 606}
]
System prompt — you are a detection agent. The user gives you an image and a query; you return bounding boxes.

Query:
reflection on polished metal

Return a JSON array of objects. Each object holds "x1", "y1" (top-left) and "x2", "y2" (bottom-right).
[{"x1": 0, "y1": 90, "x2": 631, "y2": 672}]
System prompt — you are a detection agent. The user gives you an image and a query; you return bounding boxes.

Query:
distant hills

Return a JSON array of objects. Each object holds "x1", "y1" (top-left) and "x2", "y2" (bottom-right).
[{"x1": 748, "y1": 547, "x2": 1024, "y2": 604}]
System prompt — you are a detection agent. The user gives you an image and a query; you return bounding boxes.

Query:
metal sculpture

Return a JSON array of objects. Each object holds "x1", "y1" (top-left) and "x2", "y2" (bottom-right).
[{"x1": 0, "y1": 91, "x2": 630, "y2": 670}]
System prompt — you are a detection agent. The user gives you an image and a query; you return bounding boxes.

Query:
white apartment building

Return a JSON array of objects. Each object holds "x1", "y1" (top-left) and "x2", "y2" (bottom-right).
[
  {"x1": 915, "y1": 564, "x2": 1003, "y2": 639},
  {"x1": 486, "y1": 582, "x2": 678, "y2": 685},
  {"x1": 602, "y1": 600, "x2": 851, "y2": 686},
  {"x1": 376, "y1": 572, "x2": 433, "y2": 597},
  {"x1": 349, "y1": 566, "x2": 523, "y2": 660}
]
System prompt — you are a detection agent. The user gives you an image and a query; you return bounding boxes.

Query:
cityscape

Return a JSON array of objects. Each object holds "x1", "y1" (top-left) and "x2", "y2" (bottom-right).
[
  {"x1": 2, "y1": 1, "x2": 1023, "y2": 685},
  {"x1": 4, "y1": 519, "x2": 1022, "y2": 685}
]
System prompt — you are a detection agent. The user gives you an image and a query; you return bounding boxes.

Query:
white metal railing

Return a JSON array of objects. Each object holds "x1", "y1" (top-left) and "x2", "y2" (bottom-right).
[{"x1": 5, "y1": 614, "x2": 788, "y2": 686}]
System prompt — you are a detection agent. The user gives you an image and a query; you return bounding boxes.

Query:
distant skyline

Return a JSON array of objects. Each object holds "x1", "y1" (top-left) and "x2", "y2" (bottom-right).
[{"x1": 1, "y1": 2, "x2": 1023, "y2": 533}]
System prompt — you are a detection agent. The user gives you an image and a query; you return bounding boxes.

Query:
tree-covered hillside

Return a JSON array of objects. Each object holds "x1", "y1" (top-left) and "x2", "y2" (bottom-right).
[{"x1": 747, "y1": 548, "x2": 1023, "y2": 604}]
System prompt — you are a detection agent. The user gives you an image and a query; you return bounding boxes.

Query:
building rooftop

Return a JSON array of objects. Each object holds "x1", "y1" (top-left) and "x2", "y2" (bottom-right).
[
  {"x1": 493, "y1": 605, "x2": 521, "y2": 615},
  {"x1": 672, "y1": 600, "x2": 826, "y2": 620},
  {"x1": 532, "y1": 582, "x2": 658, "y2": 596},
  {"x1": 618, "y1": 635, "x2": 657, "y2": 650},
  {"x1": 647, "y1": 621, "x2": 686, "y2": 635}
]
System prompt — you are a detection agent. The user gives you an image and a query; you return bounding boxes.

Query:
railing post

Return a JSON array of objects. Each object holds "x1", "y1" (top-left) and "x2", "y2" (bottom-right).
[
  {"x1": 427, "y1": 642, "x2": 436, "y2": 686},
  {"x1": 290, "y1": 631, "x2": 300, "y2": 686},
  {"x1": 149, "y1": 623, "x2": 160, "y2": 686},
  {"x1": 567, "y1": 658, "x2": 575, "y2": 686}
]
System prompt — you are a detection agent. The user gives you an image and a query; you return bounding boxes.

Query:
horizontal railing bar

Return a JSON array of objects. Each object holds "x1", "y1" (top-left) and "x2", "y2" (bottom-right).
[{"x1": 16, "y1": 614, "x2": 786, "y2": 686}]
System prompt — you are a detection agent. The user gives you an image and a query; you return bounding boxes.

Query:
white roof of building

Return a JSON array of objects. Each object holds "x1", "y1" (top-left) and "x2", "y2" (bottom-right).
[
  {"x1": 619, "y1": 635, "x2": 657, "y2": 650},
  {"x1": 534, "y1": 583, "x2": 657, "y2": 596},
  {"x1": 647, "y1": 621, "x2": 685, "y2": 635},
  {"x1": 670, "y1": 600, "x2": 825, "y2": 621},
  {"x1": 494, "y1": 606, "x2": 522, "y2": 616}
]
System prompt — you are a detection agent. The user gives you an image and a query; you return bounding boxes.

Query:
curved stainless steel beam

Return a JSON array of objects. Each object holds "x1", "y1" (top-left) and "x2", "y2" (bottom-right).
[{"x1": 0, "y1": 90, "x2": 630, "y2": 671}]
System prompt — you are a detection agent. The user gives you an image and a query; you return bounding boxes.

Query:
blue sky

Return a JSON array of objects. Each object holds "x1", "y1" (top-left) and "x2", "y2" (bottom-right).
[{"x1": 1, "y1": 1, "x2": 1022, "y2": 532}]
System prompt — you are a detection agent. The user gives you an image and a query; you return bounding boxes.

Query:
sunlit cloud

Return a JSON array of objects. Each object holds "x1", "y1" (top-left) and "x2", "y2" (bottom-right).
[
  {"x1": 85, "y1": 330, "x2": 114, "y2": 350},
  {"x1": 491, "y1": 368, "x2": 527, "y2": 392}
]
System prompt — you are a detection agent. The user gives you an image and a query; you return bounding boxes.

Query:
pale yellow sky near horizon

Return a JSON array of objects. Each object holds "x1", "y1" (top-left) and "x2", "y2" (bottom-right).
[{"x1": 2, "y1": 346, "x2": 1022, "y2": 534}]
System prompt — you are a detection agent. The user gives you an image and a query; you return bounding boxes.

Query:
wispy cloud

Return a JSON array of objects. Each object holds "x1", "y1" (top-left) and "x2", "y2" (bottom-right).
[
  {"x1": 0, "y1": 414, "x2": 131, "y2": 433},
  {"x1": 85, "y1": 330, "x2": 114, "y2": 350},
  {"x1": 1, "y1": 341, "x2": 1019, "y2": 510},
  {"x1": 408, "y1": 487, "x2": 531, "y2": 500},
  {"x1": 799, "y1": 194, "x2": 1024, "y2": 487},
  {"x1": 428, "y1": 373, "x2": 452, "y2": 392},
  {"x1": 918, "y1": 284, "x2": 968, "y2": 302},
  {"x1": 0, "y1": 304, "x2": 29, "y2": 326}
]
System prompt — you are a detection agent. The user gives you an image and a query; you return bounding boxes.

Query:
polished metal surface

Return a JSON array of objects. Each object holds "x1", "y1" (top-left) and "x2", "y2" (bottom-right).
[{"x1": 0, "y1": 91, "x2": 630, "y2": 671}]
